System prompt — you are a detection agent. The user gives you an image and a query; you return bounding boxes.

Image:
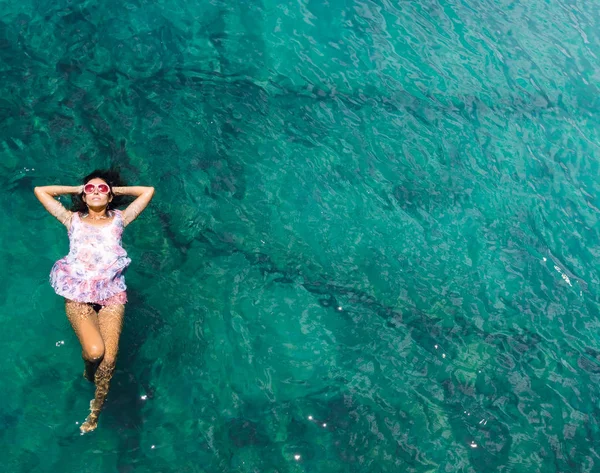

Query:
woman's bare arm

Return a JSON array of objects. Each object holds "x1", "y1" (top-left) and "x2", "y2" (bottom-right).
[
  {"x1": 113, "y1": 186, "x2": 155, "y2": 227},
  {"x1": 34, "y1": 185, "x2": 82, "y2": 228}
]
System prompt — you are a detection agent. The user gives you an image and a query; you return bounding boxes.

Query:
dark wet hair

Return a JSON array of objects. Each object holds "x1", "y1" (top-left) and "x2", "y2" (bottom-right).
[{"x1": 71, "y1": 169, "x2": 129, "y2": 213}]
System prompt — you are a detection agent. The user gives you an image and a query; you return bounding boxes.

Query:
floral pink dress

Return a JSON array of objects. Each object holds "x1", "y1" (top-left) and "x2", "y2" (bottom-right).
[{"x1": 50, "y1": 210, "x2": 131, "y2": 305}]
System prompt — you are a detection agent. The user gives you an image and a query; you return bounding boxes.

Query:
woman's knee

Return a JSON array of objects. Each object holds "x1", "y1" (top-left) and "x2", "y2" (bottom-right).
[{"x1": 83, "y1": 343, "x2": 105, "y2": 362}]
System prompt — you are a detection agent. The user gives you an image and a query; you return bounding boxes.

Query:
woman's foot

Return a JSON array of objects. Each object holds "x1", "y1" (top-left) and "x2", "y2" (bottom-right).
[
  {"x1": 80, "y1": 400, "x2": 100, "y2": 433},
  {"x1": 80, "y1": 416, "x2": 98, "y2": 433}
]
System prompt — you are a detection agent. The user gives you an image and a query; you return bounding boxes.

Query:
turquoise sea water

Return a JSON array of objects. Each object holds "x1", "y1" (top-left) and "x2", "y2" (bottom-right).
[{"x1": 3, "y1": 0, "x2": 600, "y2": 471}]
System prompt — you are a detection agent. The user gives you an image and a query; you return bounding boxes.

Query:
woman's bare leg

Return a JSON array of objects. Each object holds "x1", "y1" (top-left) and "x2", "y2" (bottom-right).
[
  {"x1": 80, "y1": 303, "x2": 125, "y2": 433},
  {"x1": 64, "y1": 300, "x2": 105, "y2": 381}
]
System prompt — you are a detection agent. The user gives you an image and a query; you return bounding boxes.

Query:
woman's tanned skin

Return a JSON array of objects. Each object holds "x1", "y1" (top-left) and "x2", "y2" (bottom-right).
[{"x1": 34, "y1": 179, "x2": 154, "y2": 432}]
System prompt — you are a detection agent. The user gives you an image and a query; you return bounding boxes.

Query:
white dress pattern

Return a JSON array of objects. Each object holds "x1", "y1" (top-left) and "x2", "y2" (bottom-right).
[{"x1": 50, "y1": 210, "x2": 131, "y2": 304}]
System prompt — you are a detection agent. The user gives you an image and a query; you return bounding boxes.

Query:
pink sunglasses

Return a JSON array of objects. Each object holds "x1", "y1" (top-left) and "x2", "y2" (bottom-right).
[{"x1": 84, "y1": 183, "x2": 110, "y2": 194}]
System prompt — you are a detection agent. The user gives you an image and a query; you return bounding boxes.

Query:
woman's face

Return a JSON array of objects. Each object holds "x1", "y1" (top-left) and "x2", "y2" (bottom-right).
[{"x1": 82, "y1": 178, "x2": 113, "y2": 210}]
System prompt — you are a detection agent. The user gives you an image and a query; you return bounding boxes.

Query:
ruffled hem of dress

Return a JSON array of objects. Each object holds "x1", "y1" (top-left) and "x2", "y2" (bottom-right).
[
  {"x1": 52, "y1": 287, "x2": 128, "y2": 305},
  {"x1": 92, "y1": 291, "x2": 127, "y2": 306},
  {"x1": 50, "y1": 278, "x2": 128, "y2": 304},
  {"x1": 56, "y1": 291, "x2": 128, "y2": 305}
]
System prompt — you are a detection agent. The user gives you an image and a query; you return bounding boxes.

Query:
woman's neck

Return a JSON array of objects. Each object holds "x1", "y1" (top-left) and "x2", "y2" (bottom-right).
[{"x1": 84, "y1": 208, "x2": 109, "y2": 220}]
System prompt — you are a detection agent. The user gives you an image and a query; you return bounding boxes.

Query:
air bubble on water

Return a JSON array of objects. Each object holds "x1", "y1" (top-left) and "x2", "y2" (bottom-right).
[
  {"x1": 141, "y1": 395, "x2": 148, "y2": 400},
  {"x1": 294, "y1": 454, "x2": 301, "y2": 461},
  {"x1": 55, "y1": 340, "x2": 65, "y2": 347},
  {"x1": 322, "y1": 423, "x2": 327, "y2": 427},
  {"x1": 470, "y1": 441, "x2": 478, "y2": 448},
  {"x1": 308, "y1": 415, "x2": 313, "y2": 420}
]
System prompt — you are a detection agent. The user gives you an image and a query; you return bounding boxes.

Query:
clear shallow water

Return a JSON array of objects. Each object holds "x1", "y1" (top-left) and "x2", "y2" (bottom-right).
[{"x1": 2, "y1": 0, "x2": 600, "y2": 471}]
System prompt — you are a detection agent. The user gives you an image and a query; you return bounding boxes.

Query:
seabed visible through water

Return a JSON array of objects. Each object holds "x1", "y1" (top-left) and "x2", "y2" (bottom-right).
[{"x1": 2, "y1": 0, "x2": 600, "y2": 471}]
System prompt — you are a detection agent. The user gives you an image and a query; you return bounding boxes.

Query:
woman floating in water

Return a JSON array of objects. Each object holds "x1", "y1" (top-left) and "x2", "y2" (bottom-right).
[{"x1": 34, "y1": 170, "x2": 154, "y2": 433}]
